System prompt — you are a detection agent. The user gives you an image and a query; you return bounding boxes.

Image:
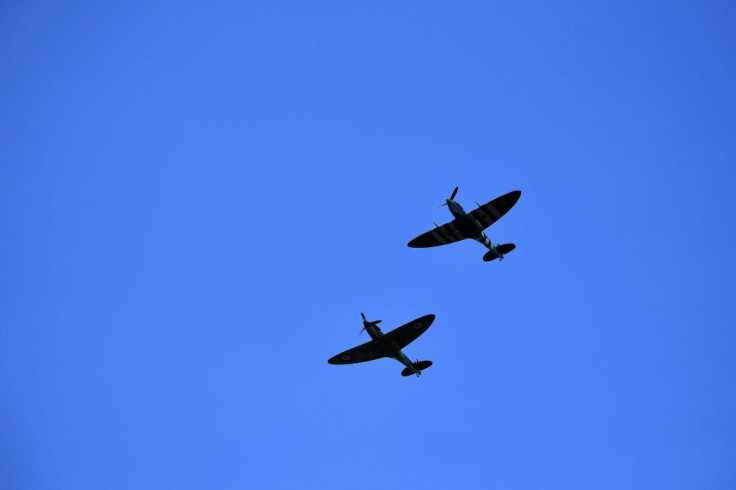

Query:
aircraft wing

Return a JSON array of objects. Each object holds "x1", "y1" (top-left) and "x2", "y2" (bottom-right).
[
  {"x1": 407, "y1": 191, "x2": 521, "y2": 248},
  {"x1": 381, "y1": 314, "x2": 435, "y2": 350},
  {"x1": 407, "y1": 220, "x2": 469, "y2": 248},
  {"x1": 465, "y1": 190, "x2": 521, "y2": 231},
  {"x1": 327, "y1": 339, "x2": 386, "y2": 365}
]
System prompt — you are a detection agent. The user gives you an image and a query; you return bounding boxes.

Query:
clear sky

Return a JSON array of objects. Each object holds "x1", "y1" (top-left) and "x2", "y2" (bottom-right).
[{"x1": 2, "y1": 2, "x2": 735, "y2": 489}]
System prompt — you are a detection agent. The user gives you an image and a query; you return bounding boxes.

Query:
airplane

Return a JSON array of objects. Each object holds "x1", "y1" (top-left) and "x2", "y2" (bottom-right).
[
  {"x1": 328, "y1": 313, "x2": 435, "y2": 377},
  {"x1": 407, "y1": 186, "x2": 521, "y2": 262}
]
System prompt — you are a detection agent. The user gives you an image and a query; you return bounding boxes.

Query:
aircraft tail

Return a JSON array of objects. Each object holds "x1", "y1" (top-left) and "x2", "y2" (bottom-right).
[
  {"x1": 401, "y1": 360, "x2": 433, "y2": 377},
  {"x1": 483, "y1": 243, "x2": 516, "y2": 262}
]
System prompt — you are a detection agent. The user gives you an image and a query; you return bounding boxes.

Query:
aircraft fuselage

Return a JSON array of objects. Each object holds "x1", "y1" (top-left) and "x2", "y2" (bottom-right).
[
  {"x1": 365, "y1": 324, "x2": 421, "y2": 376},
  {"x1": 446, "y1": 198, "x2": 497, "y2": 254}
]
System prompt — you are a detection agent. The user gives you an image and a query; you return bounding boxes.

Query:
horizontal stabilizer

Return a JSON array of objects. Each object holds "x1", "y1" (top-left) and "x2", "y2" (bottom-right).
[
  {"x1": 401, "y1": 360, "x2": 433, "y2": 377},
  {"x1": 483, "y1": 243, "x2": 516, "y2": 262}
]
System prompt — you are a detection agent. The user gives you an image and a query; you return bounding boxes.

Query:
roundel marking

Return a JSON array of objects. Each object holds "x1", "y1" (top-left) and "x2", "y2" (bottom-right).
[
  {"x1": 412, "y1": 322, "x2": 423, "y2": 330},
  {"x1": 340, "y1": 354, "x2": 351, "y2": 361}
]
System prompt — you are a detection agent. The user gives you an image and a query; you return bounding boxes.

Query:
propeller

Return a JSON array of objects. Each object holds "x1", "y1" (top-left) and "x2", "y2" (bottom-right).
[
  {"x1": 439, "y1": 186, "x2": 459, "y2": 207},
  {"x1": 359, "y1": 312, "x2": 382, "y2": 336}
]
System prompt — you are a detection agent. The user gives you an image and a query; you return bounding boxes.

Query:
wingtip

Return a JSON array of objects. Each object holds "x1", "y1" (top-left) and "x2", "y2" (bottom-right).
[{"x1": 504, "y1": 189, "x2": 521, "y2": 205}]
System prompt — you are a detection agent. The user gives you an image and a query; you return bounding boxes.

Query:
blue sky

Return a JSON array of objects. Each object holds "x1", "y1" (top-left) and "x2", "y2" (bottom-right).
[{"x1": 2, "y1": 2, "x2": 735, "y2": 489}]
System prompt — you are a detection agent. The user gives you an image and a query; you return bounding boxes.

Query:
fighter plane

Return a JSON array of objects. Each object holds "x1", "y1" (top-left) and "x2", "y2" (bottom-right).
[
  {"x1": 408, "y1": 187, "x2": 521, "y2": 262},
  {"x1": 328, "y1": 313, "x2": 435, "y2": 377}
]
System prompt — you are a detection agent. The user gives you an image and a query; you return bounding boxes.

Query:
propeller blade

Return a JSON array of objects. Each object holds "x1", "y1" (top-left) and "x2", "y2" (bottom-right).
[
  {"x1": 449, "y1": 186, "x2": 458, "y2": 200},
  {"x1": 361, "y1": 312, "x2": 381, "y2": 324},
  {"x1": 359, "y1": 312, "x2": 382, "y2": 335}
]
